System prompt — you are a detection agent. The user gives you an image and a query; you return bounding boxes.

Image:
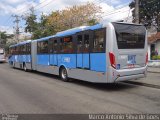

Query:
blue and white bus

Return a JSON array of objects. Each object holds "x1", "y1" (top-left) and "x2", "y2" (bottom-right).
[{"x1": 9, "y1": 22, "x2": 148, "y2": 83}]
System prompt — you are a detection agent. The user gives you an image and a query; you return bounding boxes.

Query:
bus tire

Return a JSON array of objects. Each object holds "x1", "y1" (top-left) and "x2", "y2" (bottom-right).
[
  {"x1": 13, "y1": 62, "x2": 15, "y2": 68},
  {"x1": 60, "y1": 67, "x2": 68, "y2": 82},
  {"x1": 23, "y1": 63, "x2": 28, "y2": 72}
]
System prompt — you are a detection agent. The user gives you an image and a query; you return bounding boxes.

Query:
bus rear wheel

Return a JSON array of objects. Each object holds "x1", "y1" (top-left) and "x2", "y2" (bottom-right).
[{"x1": 60, "y1": 67, "x2": 68, "y2": 82}]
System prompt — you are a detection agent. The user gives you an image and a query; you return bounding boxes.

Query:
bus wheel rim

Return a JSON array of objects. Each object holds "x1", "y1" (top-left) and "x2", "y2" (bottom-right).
[{"x1": 62, "y1": 69, "x2": 67, "y2": 79}]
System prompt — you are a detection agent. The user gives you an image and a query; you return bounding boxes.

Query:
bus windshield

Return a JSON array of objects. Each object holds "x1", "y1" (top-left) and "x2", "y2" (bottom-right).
[{"x1": 113, "y1": 23, "x2": 146, "y2": 49}]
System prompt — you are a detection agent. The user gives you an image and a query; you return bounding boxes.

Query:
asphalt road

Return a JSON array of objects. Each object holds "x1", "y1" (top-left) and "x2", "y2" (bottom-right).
[{"x1": 0, "y1": 63, "x2": 160, "y2": 114}]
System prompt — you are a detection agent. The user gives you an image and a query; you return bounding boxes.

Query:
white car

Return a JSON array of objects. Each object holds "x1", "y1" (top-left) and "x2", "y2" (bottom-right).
[{"x1": 0, "y1": 48, "x2": 6, "y2": 62}]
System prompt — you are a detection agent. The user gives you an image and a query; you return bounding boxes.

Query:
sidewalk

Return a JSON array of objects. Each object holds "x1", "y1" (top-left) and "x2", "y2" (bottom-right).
[
  {"x1": 147, "y1": 67, "x2": 160, "y2": 73},
  {"x1": 129, "y1": 66, "x2": 160, "y2": 87},
  {"x1": 126, "y1": 67, "x2": 160, "y2": 87}
]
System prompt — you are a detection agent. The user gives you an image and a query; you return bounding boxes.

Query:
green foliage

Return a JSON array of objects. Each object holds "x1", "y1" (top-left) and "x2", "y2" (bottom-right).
[
  {"x1": 0, "y1": 32, "x2": 13, "y2": 45},
  {"x1": 24, "y1": 7, "x2": 38, "y2": 34},
  {"x1": 0, "y1": 31, "x2": 14, "y2": 54},
  {"x1": 23, "y1": 3, "x2": 102, "y2": 40},
  {"x1": 129, "y1": 0, "x2": 160, "y2": 31},
  {"x1": 152, "y1": 55, "x2": 160, "y2": 60}
]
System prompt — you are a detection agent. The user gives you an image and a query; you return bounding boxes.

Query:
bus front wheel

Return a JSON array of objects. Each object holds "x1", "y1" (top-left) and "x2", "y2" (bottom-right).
[{"x1": 60, "y1": 67, "x2": 68, "y2": 82}]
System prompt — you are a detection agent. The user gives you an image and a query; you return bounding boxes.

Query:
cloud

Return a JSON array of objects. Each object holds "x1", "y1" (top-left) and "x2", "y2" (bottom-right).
[
  {"x1": 37, "y1": 0, "x2": 131, "y2": 22},
  {"x1": 1, "y1": 0, "x2": 26, "y2": 5},
  {"x1": 0, "y1": 25, "x2": 14, "y2": 34},
  {"x1": 0, "y1": 0, "x2": 132, "y2": 34},
  {"x1": 102, "y1": 6, "x2": 132, "y2": 23},
  {"x1": 0, "y1": 0, "x2": 37, "y2": 16}
]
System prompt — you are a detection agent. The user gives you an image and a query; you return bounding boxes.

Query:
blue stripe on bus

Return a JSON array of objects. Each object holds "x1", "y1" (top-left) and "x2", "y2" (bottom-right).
[
  {"x1": 37, "y1": 54, "x2": 49, "y2": 65},
  {"x1": 77, "y1": 54, "x2": 83, "y2": 68},
  {"x1": 36, "y1": 53, "x2": 106, "y2": 72},
  {"x1": 57, "y1": 54, "x2": 76, "y2": 68},
  {"x1": 9, "y1": 55, "x2": 31, "y2": 63},
  {"x1": 83, "y1": 54, "x2": 89, "y2": 68},
  {"x1": 90, "y1": 53, "x2": 106, "y2": 72},
  {"x1": 49, "y1": 54, "x2": 58, "y2": 66}
]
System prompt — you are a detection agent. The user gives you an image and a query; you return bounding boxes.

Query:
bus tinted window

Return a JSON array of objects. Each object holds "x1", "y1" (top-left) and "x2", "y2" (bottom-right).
[
  {"x1": 21, "y1": 45, "x2": 26, "y2": 54},
  {"x1": 84, "y1": 34, "x2": 90, "y2": 53},
  {"x1": 60, "y1": 36, "x2": 73, "y2": 53},
  {"x1": 26, "y1": 43, "x2": 31, "y2": 54},
  {"x1": 41, "y1": 41, "x2": 48, "y2": 53},
  {"x1": 113, "y1": 23, "x2": 146, "y2": 49},
  {"x1": 93, "y1": 29, "x2": 105, "y2": 52},
  {"x1": 38, "y1": 41, "x2": 48, "y2": 54},
  {"x1": 77, "y1": 35, "x2": 83, "y2": 53},
  {"x1": 53, "y1": 40, "x2": 58, "y2": 53}
]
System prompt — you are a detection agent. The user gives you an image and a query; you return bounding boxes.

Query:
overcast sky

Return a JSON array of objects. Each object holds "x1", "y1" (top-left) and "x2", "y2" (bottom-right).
[{"x1": 0, "y1": 0, "x2": 132, "y2": 34}]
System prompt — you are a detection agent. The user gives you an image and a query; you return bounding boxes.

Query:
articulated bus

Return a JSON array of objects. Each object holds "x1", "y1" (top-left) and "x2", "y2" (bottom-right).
[{"x1": 8, "y1": 22, "x2": 148, "y2": 83}]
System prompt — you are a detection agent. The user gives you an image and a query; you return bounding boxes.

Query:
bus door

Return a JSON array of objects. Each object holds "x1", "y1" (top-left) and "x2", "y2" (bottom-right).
[
  {"x1": 76, "y1": 31, "x2": 92, "y2": 69},
  {"x1": 49, "y1": 38, "x2": 58, "y2": 66}
]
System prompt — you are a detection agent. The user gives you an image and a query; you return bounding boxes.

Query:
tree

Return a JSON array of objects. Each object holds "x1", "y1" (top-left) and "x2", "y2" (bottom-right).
[
  {"x1": 47, "y1": 2, "x2": 102, "y2": 34},
  {"x1": 23, "y1": 2, "x2": 102, "y2": 39},
  {"x1": 129, "y1": 0, "x2": 160, "y2": 31},
  {"x1": 23, "y1": 7, "x2": 38, "y2": 35},
  {"x1": 0, "y1": 31, "x2": 14, "y2": 53},
  {"x1": 0, "y1": 31, "x2": 13, "y2": 46}
]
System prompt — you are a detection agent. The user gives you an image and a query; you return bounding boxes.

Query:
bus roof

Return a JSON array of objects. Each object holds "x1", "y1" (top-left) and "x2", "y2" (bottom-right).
[
  {"x1": 10, "y1": 40, "x2": 32, "y2": 47},
  {"x1": 10, "y1": 23, "x2": 104, "y2": 46},
  {"x1": 55, "y1": 24, "x2": 103, "y2": 37},
  {"x1": 35, "y1": 35, "x2": 55, "y2": 42}
]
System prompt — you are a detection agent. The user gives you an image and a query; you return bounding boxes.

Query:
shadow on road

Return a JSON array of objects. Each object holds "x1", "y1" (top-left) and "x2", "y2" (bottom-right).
[
  {"x1": 28, "y1": 70, "x2": 137, "y2": 92},
  {"x1": 8, "y1": 64, "x2": 138, "y2": 92}
]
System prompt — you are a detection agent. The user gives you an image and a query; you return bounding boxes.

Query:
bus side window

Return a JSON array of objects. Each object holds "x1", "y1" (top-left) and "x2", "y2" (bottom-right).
[
  {"x1": 84, "y1": 34, "x2": 90, "y2": 53},
  {"x1": 59, "y1": 38, "x2": 63, "y2": 53},
  {"x1": 77, "y1": 35, "x2": 83, "y2": 53},
  {"x1": 26, "y1": 43, "x2": 31, "y2": 54},
  {"x1": 93, "y1": 29, "x2": 105, "y2": 52},
  {"x1": 28, "y1": 43, "x2": 31, "y2": 54},
  {"x1": 53, "y1": 40, "x2": 58, "y2": 53},
  {"x1": 37, "y1": 42, "x2": 41, "y2": 54},
  {"x1": 48, "y1": 39, "x2": 53, "y2": 53},
  {"x1": 64, "y1": 36, "x2": 73, "y2": 53},
  {"x1": 22, "y1": 44, "x2": 26, "y2": 54},
  {"x1": 41, "y1": 41, "x2": 48, "y2": 54},
  {"x1": 60, "y1": 36, "x2": 73, "y2": 53}
]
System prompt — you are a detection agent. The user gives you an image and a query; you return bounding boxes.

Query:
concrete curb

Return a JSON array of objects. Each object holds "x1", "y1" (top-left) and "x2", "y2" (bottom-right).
[{"x1": 147, "y1": 67, "x2": 160, "y2": 73}]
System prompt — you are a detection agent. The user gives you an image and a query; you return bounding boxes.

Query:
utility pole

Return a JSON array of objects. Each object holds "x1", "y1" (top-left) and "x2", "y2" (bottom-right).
[
  {"x1": 157, "y1": 0, "x2": 160, "y2": 32},
  {"x1": 12, "y1": 15, "x2": 20, "y2": 42},
  {"x1": 158, "y1": 13, "x2": 160, "y2": 32},
  {"x1": 135, "y1": 0, "x2": 139, "y2": 24}
]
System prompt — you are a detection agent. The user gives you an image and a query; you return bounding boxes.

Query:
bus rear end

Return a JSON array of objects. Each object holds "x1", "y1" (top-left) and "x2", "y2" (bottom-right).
[
  {"x1": 0, "y1": 48, "x2": 6, "y2": 63},
  {"x1": 108, "y1": 23, "x2": 147, "y2": 83}
]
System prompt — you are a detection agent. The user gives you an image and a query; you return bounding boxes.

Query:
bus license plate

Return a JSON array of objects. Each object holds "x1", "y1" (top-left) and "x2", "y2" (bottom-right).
[{"x1": 128, "y1": 55, "x2": 136, "y2": 68}]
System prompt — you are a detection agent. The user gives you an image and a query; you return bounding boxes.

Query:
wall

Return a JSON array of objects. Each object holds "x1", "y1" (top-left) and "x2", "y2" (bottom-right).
[{"x1": 155, "y1": 40, "x2": 160, "y2": 55}]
